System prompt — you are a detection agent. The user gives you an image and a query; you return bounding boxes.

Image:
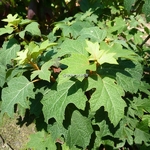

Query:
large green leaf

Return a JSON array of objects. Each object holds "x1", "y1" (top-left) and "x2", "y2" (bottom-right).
[
  {"x1": 59, "y1": 53, "x2": 96, "y2": 84},
  {"x1": 1, "y1": 76, "x2": 34, "y2": 117},
  {"x1": 66, "y1": 110, "x2": 93, "y2": 149},
  {"x1": 0, "y1": 38, "x2": 20, "y2": 66},
  {"x1": 26, "y1": 130, "x2": 56, "y2": 150},
  {"x1": 42, "y1": 80, "x2": 87, "y2": 124},
  {"x1": 57, "y1": 39, "x2": 89, "y2": 57},
  {"x1": 98, "y1": 60, "x2": 143, "y2": 93},
  {"x1": 79, "y1": 27, "x2": 107, "y2": 42},
  {"x1": 87, "y1": 75, "x2": 126, "y2": 126}
]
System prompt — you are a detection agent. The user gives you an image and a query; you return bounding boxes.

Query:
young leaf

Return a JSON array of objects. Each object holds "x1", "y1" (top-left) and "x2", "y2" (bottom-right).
[
  {"x1": 26, "y1": 130, "x2": 56, "y2": 150},
  {"x1": 0, "y1": 26, "x2": 14, "y2": 36},
  {"x1": 30, "y1": 40, "x2": 57, "y2": 60},
  {"x1": 66, "y1": 110, "x2": 93, "y2": 149},
  {"x1": 86, "y1": 41, "x2": 118, "y2": 65},
  {"x1": 15, "y1": 49, "x2": 29, "y2": 65},
  {"x1": 2, "y1": 14, "x2": 21, "y2": 26},
  {"x1": 42, "y1": 80, "x2": 87, "y2": 124},
  {"x1": 1, "y1": 76, "x2": 34, "y2": 117},
  {"x1": 87, "y1": 75, "x2": 126, "y2": 126}
]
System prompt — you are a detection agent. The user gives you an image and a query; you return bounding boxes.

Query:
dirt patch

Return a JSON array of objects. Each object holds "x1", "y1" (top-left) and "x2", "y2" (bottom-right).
[{"x1": 0, "y1": 113, "x2": 36, "y2": 150}]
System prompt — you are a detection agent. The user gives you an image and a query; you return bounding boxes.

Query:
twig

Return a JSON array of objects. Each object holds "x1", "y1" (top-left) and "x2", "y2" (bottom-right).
[{"x1": 139, "y1": 34, "x2": 150, "y2": 48}]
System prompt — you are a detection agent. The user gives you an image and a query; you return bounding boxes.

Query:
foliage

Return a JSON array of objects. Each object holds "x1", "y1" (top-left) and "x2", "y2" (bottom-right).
[{"x1": 0, "y1": 0, "x2": 150, "y2": 150}]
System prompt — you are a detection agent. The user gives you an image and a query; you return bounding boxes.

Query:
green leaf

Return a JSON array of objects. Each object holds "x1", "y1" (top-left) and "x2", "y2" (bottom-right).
[
  {"x1": 98, "y1": 60, "x2": 143, "y2": 93},
  {"x1": 0, "y1": 38, "x2": 20, "y2": 66},
  {"x1": 1, "y1": 76, "x2": 34, "y2": 117},
  {"x1": 48, "y1": 122, "x2": 67, "y2": 141},
  {"x1": 57, "y1": 39, "x2": 89, "y2": 57},
  {"x1": 0, "y1": 26, "x2": 14, "y2": 36},
  {"x1": 79, "y1": 27, "x2": 107, "y2": 42},
  {"x1": 87, "y1": 75, "x2": 126, "y2": 126},
  {"x1": 59, "y1": 53, "x2": 96, "y2": 84},
  {"x1": 60, "y1": 21, "x2": 92, "y2": 38},
  {"x1": 94, "y1": 120, "x2": 113, "y2": 148},
  {"x1": 42, "y1": 80, "x2": 87, "y2": 124},
  {"x1": 107, "y1": 17, "x2": 127, "y2": 34},
  {"x1": 114, "y1": 119, "x2": 134, "y2": 146},
  {"x1": 19, "y1": 22, "x2": 41, "y2": 38},
  {"x1": 134, "y1": 119, "x2": 150, "y2": 146},
  {"x1": 26, "y1": 130, "x2": 56, "y2": 150},
  {"x1": 124, "y1": 0, "x2": 136, "y2": 13},
  {"x1": 66, "y1": 110, "x2": 93, "y2": 149}
]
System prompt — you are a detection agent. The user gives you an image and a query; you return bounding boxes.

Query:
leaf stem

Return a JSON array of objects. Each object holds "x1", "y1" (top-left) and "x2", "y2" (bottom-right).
[
  {"x1": 29, "y1": 60, "x2": 40, "y2": 70},
  {"x1": 32, "y1": 79, "x2": 41, "y2": 83}
]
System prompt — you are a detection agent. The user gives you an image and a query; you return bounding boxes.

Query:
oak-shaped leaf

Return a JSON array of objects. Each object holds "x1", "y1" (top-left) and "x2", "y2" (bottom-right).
[
  {"x1": 66, "y1": 110, "x2": 93, "y2": 149},
  {"x1": 79, "y1": 27, "x2": 107, "y2": 42},
  {"x1": 58, "y1": 53, "x2": 96, "y2": 84},
  {"x1": 87, "y1": 75, "x2": 126, "y2": 126},
  {"x1": 86, "y1": 41, "x2": 118, "y2": 65},
  {"x1": 41, "y1": 80, "x2": 87, "y2": 124},
  {"x1": 1, "y1": 76, "x2": 34, "y2": 117},
  {"x1": 94, "y1": 120, "x2": 114, "y2": 149}
]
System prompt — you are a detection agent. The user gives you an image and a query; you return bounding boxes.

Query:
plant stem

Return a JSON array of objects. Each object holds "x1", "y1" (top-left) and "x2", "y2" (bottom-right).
[{"x1": 139, "y1": 34, "x2": 150, "y2": 48}]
